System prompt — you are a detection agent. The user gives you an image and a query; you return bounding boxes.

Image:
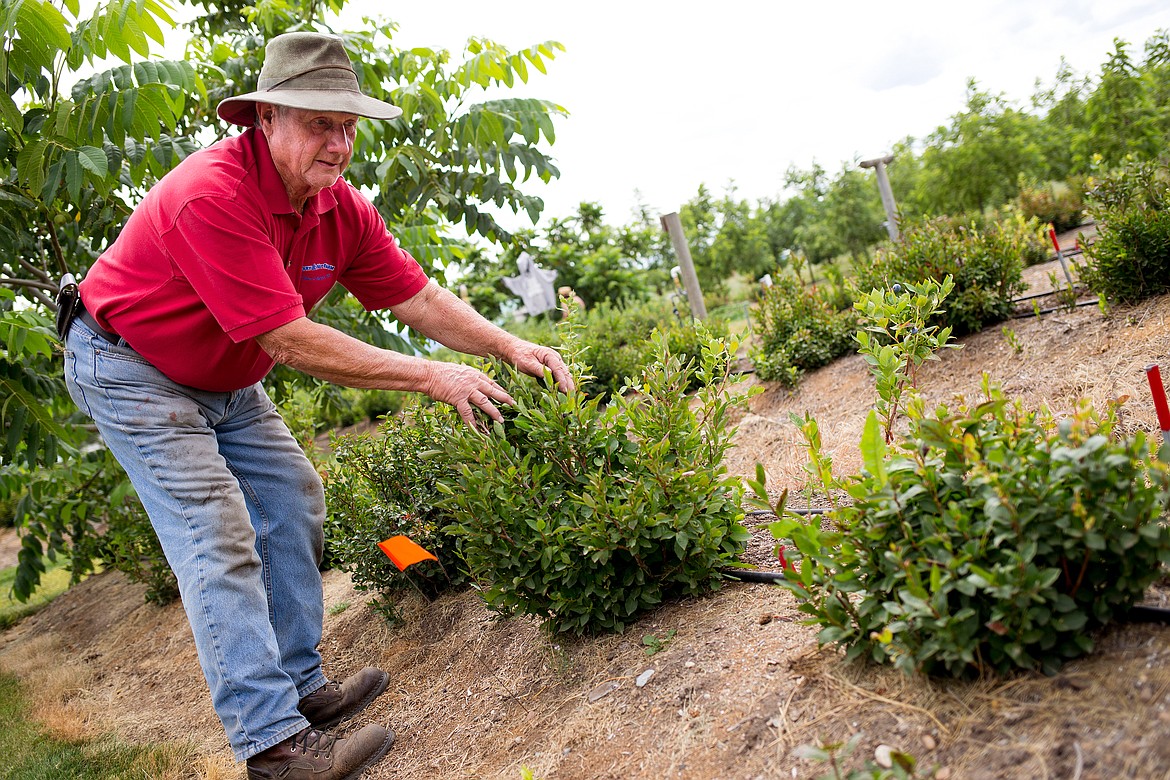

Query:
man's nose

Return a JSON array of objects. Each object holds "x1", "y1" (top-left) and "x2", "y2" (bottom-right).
[{"x1": 325, "y1": 126, "x2": 353, "y2": 153}]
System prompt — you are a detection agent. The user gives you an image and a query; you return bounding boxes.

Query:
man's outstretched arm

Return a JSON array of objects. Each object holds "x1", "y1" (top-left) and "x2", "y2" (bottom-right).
[{"x1": 389, "y1": 279, "x2": 574, "y2": 393}]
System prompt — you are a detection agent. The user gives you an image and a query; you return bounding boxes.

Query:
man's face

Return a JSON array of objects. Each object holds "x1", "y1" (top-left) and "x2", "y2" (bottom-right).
[{"x1": 258, "y1": 105, "x2": 358, "y2": 207}]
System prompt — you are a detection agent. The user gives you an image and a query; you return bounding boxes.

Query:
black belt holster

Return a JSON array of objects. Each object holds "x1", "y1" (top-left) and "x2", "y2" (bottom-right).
[{"x1": 55, "y1": 273, "x2": 79, "y2": 341}]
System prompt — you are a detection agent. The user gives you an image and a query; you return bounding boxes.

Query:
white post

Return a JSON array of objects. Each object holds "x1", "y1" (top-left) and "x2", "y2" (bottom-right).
[
  {"x1": 860, "y1": 155, "x2": 900, "y2": 242},
  {"x1": 660, "y1": 212, "x2": 707, "y2": 320}
]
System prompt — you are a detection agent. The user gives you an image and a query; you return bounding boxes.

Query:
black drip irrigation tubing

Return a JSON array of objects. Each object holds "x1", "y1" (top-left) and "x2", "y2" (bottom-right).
[
  {"x1": 727, "y1": 511, "x2": 1170, "y2": 624},
  {"x1": 1014, "y1": 288, "x2": 1078, "y2": 303},
  {"x1": 1012, "y1": 297, "x2": 1100, "y2": 318}
]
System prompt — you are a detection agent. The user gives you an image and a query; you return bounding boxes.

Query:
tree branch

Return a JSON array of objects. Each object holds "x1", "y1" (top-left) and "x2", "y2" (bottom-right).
[
  {"x1": 1, "y1": 276, "x2": 56, "y2": 292},
  {"x1": 13, "y1": 253, "x2": 51, "y2": 283},
  {"x1": 46, "y1": 220, "x2": 68, "y2": 277},
  {"x1": 21, "y1": 286, "x2": 56, "y2": 310}
]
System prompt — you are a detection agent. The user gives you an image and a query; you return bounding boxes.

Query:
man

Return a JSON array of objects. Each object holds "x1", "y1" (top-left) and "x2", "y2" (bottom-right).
[{"x1": 63, "y1": 31, "x2": 572, "y2": 780}]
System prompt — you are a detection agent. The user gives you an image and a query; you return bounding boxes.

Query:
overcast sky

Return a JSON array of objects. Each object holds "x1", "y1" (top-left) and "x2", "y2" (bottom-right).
[{"x1": 337, "y1": 0, "x2": 1170, "y2": 231}]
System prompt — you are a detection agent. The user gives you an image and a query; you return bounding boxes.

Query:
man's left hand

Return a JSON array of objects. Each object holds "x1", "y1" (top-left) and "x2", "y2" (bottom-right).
[{"x1": 507, "y1": 342, "x2": 574, "y2": 393}]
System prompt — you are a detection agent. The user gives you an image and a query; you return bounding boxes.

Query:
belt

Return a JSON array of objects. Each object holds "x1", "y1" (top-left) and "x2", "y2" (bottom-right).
[{"x1": 77, "y1": 301, "x2": 121, "y2": 345}]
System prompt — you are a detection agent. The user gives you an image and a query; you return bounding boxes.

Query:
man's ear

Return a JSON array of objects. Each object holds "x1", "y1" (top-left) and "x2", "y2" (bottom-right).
[{"x1": 256, "y1": 103, "x2": 276, "y2": 128}]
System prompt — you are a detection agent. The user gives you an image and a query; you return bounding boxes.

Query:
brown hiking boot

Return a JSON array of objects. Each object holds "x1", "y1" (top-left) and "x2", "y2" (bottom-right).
[
  {"x1": 246, "y1": 724, "x2": 394, "y2": 780},
  {"x1": 299, "y1": 667, "x2": 390, "y2": 729}
]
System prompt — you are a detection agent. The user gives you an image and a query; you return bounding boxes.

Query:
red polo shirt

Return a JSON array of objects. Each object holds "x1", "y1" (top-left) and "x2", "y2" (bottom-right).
[{"x1": 78, "y1": 128, "x2": 429, "y2": 392}]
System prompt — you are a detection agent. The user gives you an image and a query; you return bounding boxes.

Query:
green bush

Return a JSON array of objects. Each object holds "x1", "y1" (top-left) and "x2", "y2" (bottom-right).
[
  {"x1": 6, "y1": 443, "x2": 178, "y2": 606},
  {"x1": 854, "y1": 215, "x2": 1039, "y2": 336},
  {"x1": 853, "y1": 277, "x2": 959, "y2": 444},
  {"x1": 436, "y1": 325, "x2": 754, "y2": 634},
  {"x1": 1017, "y1": 179, "x2": 1086, "y2": 234},
  {"x1": 1077, "y1": 160, "x2": 1170, "y2": 304},
  {"x1": 772, "y1": 382, "x2": 1170, "y2": 677},
  {"x1": 573, "y1": 297, "x2": 729, "y2": 400},
  {"x1": 324, "y1": 405, "x2": 467, "y2": 619},
  {"x1": 749, "y1": 274, "x2": 857, "y2": 386},
  {"x1": 756, "y1": 287, "x2": 1170, "y2": 678}
]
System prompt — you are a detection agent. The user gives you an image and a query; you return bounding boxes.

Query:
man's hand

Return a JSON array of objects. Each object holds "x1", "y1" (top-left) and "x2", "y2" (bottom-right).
[
  {"x1": 423, "y1": 362, "x2": 516, "y2": 430},
  {"x1": 262, "y1": 283, "x2": 575, "y2": 430},
  {"x1": 506, "y1": 341, "x2": 575, "y2": 393},
  {"x1": 392, "y1": 281, "x2": 575, "y2": 395},
  {"x1": 257, "y1": 318, "x2": 514, "y2": 430}
]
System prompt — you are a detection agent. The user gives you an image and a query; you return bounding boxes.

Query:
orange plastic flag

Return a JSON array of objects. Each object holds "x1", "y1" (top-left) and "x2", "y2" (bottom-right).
[{"x1": 378, "y1": 535, "x2": 438, "y2": 572}]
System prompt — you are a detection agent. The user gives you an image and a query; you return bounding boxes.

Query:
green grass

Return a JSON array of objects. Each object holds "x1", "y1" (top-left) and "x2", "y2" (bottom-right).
[
  {"x1": 0, "y1": 561, "x2": 75, "y2": 630},
  {"x1": 0, "y1": 673, "x2": 198, "y2": 779},
  {"x1": 0, "y1": 565, "x2": 202, "y2": 777}
]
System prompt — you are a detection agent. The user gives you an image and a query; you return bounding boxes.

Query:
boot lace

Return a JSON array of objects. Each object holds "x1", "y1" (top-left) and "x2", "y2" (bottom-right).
[{"x1": 290, "y1": 728, "x2": 339, "y2": 759}]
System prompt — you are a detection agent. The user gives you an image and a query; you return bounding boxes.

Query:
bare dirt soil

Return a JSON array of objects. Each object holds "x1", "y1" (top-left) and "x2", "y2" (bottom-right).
[{"x1": 4, "y1": 236, "x2": 1170, "y2": 779}]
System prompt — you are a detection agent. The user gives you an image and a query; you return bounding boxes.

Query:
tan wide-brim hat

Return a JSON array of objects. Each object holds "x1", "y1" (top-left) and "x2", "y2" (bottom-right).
[{"x1": 217, "y1": 32, "x2": 402, "y2": 127}]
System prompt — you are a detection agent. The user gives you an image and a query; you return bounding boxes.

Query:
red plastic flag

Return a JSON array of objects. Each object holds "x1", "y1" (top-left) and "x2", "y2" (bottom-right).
[
  {"x1": 1147, "y1": 365, "x2": 1170, "y2": 436},
  {"x1": 378, "y1": 535, "x2": 438, "y2": 572}
]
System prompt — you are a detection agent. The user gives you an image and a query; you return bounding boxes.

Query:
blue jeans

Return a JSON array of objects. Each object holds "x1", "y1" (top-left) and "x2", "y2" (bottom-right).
[{"x1": 64, "y1": 318, "x2": 326, "y2": 760}]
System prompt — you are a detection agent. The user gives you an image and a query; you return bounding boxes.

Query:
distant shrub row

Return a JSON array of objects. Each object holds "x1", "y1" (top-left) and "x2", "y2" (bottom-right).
[
  {"x1": 751, "y1": 213, "x2": 1045, "y2": 380},
  {"x1": 1017, "y1": 178, "x2": 1086, "y2": 234},
  {"x1": 490, "y1": 296, "x2": 730, "y2": 400}
]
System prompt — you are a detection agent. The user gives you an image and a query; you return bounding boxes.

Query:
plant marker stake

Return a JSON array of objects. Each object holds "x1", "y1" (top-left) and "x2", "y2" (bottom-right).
[
  {"x1": 378, "y1": 535, "x2": 440, "y2": 603},
  {"x1": 1048, "y1": 224, "x2": 1077, "y2": 291},
  {"x1": 377, "y1": 536, "x2": 534, "y2": 715},
  {"x1": 378, "y1": 535, "x2": 438, "y2": 571},
  {"x1": 1146, "y1": 365, "x2": 1170, "y2": 438}
]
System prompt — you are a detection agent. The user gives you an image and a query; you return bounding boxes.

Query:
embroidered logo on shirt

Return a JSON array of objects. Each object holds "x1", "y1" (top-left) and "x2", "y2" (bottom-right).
[{"x1": 302, "y1": 262, "x2": 336, "y2": 282}]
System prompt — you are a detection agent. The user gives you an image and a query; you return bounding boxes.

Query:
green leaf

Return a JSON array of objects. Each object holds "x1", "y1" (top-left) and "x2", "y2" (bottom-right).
[
  {"x1": 17, "y1": 0, "x2": 72, "y2": 53},
  {"x1": 76, "y1": 145, "x2": 108, "y2": 176},
  {"x1": 0, "y1": 375, "x2": 69, "y2": 448},
  {"x1": 15, "y1": 137, "x2": 50, "y2": 194},
  {"x1": 859, "y1": 410, "x2": 887, "y2": 483},
  {"x1": 0, "y1": 92, "x2": 23, "y2": 131},
  {"x1": 64, "y1": 150, "x2": 82, "y2": 203}
]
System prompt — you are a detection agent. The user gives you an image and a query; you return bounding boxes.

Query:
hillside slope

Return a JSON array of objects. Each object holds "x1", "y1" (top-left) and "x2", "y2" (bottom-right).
[{"x1": 3, "y1": 272, "x2": 1170, "y2": 780}]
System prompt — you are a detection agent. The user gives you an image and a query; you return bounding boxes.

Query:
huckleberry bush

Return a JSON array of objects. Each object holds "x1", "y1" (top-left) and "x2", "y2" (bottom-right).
[
  {"x1": 1077, "y1": 159, "x2": 1170, "y2": 304},
  {"x1": 758, "y1": 279, "x2": 1170, "y2": 676},
  {"x1": 437, "y1": 321, "x2": 756, "y2": 634},
  {"x1": 770, "y1": 384, "x2": 1170, "y2": 676},
  {"x1": 853, "y1": 277, "x2": 960, "y2": 444},
  {"x1": 574, "y1": 297, "x2": 731, "y2": 400},
  {"x1": 750, "y1": 273, "x2": 857, "y2": 387},
  {"x1": 325, "y1": 404, "x2": 468, "y2": 620},
  {"x1": 853, "y1": 215, "x2": 1038, "y2": 336}
]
